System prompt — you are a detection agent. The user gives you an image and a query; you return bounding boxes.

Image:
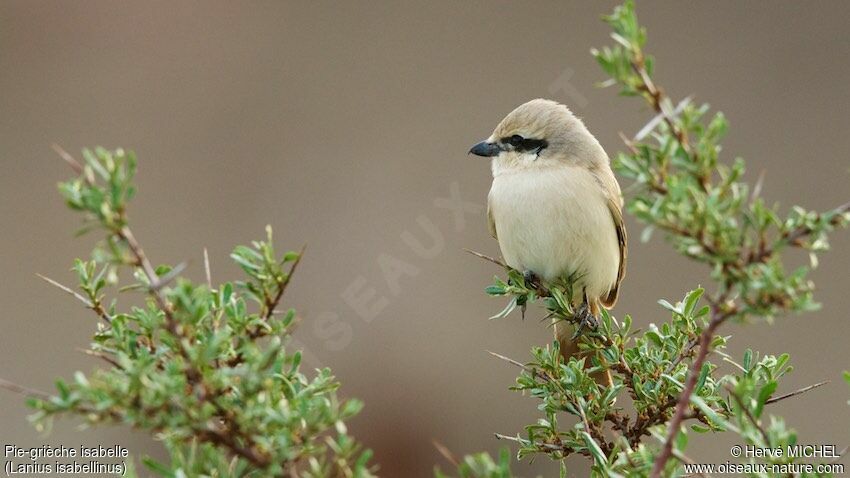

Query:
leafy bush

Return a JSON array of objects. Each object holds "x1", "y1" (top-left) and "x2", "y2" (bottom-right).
[
  {"x1": 2, "y1": 3, "x2": 847, "y2": 477},
  {"x1": 441, "y1": 2, "x2": 849, "y2": 477},
  {"x1": 25, "y1": 147, "x2": 375, "y2": 477}
]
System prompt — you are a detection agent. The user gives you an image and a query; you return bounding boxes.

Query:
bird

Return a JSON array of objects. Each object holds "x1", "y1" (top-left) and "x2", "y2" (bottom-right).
[{"x1": 469, "y1": 98, "x2": 626, "y2": 371}]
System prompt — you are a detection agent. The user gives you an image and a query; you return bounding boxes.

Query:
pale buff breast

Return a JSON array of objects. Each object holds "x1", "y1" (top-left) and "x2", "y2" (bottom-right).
[{"x1": 488, "y1": 165, "x2": 620, "y2": 301}]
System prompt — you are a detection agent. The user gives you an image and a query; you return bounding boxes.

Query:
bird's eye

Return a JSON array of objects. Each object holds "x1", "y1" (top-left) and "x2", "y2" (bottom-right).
[{"x1": 501, "y1": 135, "x2": 548, "y2": 155}]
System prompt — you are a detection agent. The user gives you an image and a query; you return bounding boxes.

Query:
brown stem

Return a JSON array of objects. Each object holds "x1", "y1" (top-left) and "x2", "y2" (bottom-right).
[
  {"x1": 726, "y1": 386, "x2": 770, "y2": 445},
  {"x1": 765, "y1": 380, "x2": 829, "y2": 405},
  {"x1": 650, "y1": 305, "x2": 733, "y2": 477},
  {"x1": 664, "y1": 337, "x2": 699, "y2": 375},
  {"x1": 0, "y1": 377, "x2": 52, "y2": 401},
  {"x1": 602, "y1": 12, "x2": 850, "y2": 476},
  {"x1": 629, "y1": 51, "x2": 709, "y2": 191},
  {"x1": 77, "y1": 348, "x2": 122, "y2": 369},
  {"x1": 783, "y1": 201, "x2": 850, "y2": 246},
  {"x1": 36, "y1": 273, "x2": 113, "y2": 324},
  {"x1": 198, "y1": 429, "x2": 269, "y2": 467},
  {"x1": 115, "y1": 226, "x2": 200, "y2": 377},
  {"x1": 627, "y1": 396, "x2": 676, "y2": 447},
  {"x1": 494, "y1": 433, "x2": 568, "y2": 454},
  {"x1": 203, "y1": 247, "x2": 212, "y2": 288},
  {"x1": 463, "y1": 248, "x2": 507, "y2": 268},
  {"x1": 52, "y1": 147, "x2": 277, "y2": 469},
  {"x1": 262, "y1": 244, "x2": 306, "y2": 321}
]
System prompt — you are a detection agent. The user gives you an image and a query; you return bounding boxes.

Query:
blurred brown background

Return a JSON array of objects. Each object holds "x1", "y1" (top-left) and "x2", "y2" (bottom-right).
[{"x1": 1, "y1": 1, "x2": 849, "y2": 476}]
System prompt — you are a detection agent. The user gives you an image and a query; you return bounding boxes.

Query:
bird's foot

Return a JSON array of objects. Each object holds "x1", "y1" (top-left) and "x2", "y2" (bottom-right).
[
  {"x1": 571, "y1": 301, "x2": 598, "y2": 340},
  {"x1": 521, "y1": 270, "x2": 547, "y2": 295}
]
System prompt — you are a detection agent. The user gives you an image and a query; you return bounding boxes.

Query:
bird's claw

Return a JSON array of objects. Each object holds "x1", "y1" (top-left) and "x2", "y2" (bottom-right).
[{"x1": 571, "y1": 301, "x2": 598, "y2": 340}]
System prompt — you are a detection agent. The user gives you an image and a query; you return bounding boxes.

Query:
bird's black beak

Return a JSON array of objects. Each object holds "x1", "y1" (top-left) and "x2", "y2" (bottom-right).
[{"x1": 468, "y1": 141, "x2": 502, "y2": 157}]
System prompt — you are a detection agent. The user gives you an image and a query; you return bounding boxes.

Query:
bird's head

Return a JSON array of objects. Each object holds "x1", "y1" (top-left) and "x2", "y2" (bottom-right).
[{"x1": 469, "y1": 98, "x2": 605, "y2": 175}]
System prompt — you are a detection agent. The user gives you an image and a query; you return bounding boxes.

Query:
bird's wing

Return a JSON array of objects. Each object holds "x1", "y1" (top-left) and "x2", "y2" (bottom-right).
[
  {"x1": 486, "y1": 199, "x2": 498, "y2": 240},
  {"x1": 601, "y1": 193, "x2": 627, "y2": 308}
]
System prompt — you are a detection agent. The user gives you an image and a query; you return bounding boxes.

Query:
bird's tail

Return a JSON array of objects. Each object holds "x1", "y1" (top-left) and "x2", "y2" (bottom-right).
[{"x1": 553, "y1": 299, "x2": 613, "y2": 386}]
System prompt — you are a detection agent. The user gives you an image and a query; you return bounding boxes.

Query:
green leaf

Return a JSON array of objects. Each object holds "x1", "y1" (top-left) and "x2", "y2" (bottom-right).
[
  {"x1": 690, "y1": 395, "x2": 735, "y2": 432},
  {"x1": 694, "y1": 362, "x2": 710, "y2": 394},
  {"x1": 755, "y1": 381, "x2": 777, "y2": 418},
  {"x1": 742, "y1": 349, "x2": 753, "y2": 371},
  {"x1": 580, "y1": 431, "x2": 608, "y2": 469},
  {"x1": 142, "y1": 457, "x2": 175, "y2": 478},
  {"x1": 682, "y1": 288, "x2": 704, "y2": 317},
  {"x1": 485, "y1": 285, "x2": 505, "y2": 296}
]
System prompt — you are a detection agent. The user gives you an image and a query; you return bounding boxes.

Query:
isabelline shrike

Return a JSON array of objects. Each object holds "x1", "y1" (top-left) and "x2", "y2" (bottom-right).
[{"x1": 470, "y1": 99, "x2": 627, "y2": 367}]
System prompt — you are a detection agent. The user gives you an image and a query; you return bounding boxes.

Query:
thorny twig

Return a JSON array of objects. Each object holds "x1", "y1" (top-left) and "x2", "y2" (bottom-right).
[
  {"x1": 36, "y1": 273, "x2": 113, "y2": 324},
  {"x1": 765, "y1": 380, "x2": 829, "y2": 405},
  {"x1": 57, "y1": 147, "x2": 273, "y2": 468}
]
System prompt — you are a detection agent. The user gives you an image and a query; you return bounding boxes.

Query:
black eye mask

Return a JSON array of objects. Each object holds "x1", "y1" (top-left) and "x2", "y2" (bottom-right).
[{"x1": 501, "y1": 135, "x2": 548, "y2": 154}]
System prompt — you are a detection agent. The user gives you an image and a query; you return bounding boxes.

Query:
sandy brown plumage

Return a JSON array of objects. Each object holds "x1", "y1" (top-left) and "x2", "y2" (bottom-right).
[{"x1": 472, "y1": 99, "x2": 626, "y2": 380}]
